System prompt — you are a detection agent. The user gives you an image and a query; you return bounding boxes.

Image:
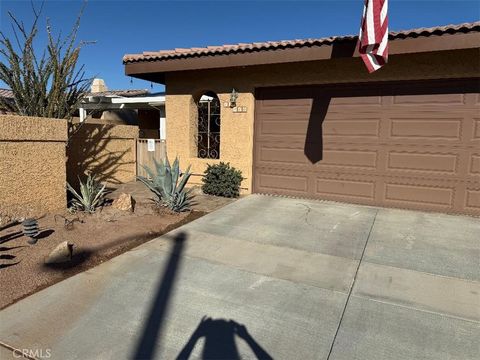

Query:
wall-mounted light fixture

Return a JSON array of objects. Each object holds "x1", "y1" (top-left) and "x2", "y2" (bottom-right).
[{"x1": 229, "y1": 88, "x2": 238, "y2": 108}]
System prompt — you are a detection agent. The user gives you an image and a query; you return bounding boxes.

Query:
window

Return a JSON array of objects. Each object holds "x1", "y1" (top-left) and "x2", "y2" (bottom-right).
[{"x1": 197, "y1": 92, "x2": 220, "y2": 159}]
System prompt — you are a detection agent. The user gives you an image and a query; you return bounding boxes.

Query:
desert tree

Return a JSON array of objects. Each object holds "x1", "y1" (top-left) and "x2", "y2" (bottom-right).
[{"x1": 0, "y1": 1, "x2": 93, "y2": 120}]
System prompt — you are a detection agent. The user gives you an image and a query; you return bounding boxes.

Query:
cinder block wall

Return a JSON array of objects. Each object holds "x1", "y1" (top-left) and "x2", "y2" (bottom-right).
[
  {"x1": 0, "y1": 115, "x2": 68, "y2": 219},
  {"x1": 67, "y1": 123, "x2": 138, "y2": 187}
]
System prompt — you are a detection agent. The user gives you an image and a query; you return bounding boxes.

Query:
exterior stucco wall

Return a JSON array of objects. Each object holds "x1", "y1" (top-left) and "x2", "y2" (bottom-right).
[
  {"x1": 165, "y1": 49, "x2": 480, "y2": 192},
  {"x1": 0, "y1": 115, "x2": 68, "y2": 219},
  {"x1": 67, "y1": 123, "x2": 138, "y2": 187},
  {"x1": 166, "y1": 91, "x2": 255, "y2": 189}
]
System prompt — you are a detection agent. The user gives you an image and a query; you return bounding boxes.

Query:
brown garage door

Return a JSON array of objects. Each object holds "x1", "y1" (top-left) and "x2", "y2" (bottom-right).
[{"x1": 253, "y1": 79, "x2": 480, "y2": 216}]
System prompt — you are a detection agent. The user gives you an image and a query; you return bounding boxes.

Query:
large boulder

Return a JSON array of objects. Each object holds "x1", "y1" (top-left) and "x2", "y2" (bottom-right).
[
  {"x1": 45, "y1": 241, "x2": 75, "y2": 264},
  {"x1": 112, "y1": 193, "x2": 135, "y2": 212}
]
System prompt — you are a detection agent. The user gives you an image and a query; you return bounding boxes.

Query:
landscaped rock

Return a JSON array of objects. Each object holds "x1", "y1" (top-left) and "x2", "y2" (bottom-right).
[
  {"x1": 112, "y1": 193, "x2": 135, "y2": 212},
  {"x1": 45, "y1": 241, "x2": 75, "y2": 264}
]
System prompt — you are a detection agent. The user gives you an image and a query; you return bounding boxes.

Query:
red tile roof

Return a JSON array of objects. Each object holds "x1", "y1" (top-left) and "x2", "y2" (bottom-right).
[
  {"x1": 0, "y1": 88, "x2": 150, "y2": 99},
  {"x1": 123, "y1": 22, "x2": 480, "y2": 64},
  {"x1": 86, "y1": 89, "x2": 150, "y2": 97}
]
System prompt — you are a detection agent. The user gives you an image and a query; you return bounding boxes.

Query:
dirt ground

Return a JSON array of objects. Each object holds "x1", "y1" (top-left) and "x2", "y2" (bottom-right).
[{"x1": 0, "y1": 184, "x2": 236, "y2": 309}]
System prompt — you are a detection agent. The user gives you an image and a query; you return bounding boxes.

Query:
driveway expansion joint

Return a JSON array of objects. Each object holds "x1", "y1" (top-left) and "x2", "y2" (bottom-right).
[
  {"x1": 359, "y1": 259, "x2": 480, "y2": 284},
  {"x1": 152, "y1": 238, "x2": 352, "y2": 295},
  {"x1": 351, "y1": 294, "x2": 480, "y2": 324},
  {"x1": 326, "y1": 209, "x2": 379, "y2": 360}
]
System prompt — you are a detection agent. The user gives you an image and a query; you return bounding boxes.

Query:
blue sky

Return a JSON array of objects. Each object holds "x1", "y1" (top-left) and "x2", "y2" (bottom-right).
[{"x1": 1, "y1": 0, "x2": 479, "y2": 92}]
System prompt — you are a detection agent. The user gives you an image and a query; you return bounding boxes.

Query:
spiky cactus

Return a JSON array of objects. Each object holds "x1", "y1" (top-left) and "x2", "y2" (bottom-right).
[
  {"x1": 67, "y1": 174, "x2": 106, "y2": 213},
  {"x1": 137, "y1": 157, "x2": 192, "y2": 212}
]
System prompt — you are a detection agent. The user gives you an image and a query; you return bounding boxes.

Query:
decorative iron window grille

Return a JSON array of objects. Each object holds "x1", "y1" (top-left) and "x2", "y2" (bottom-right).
[{"x1": 197, "y1": 97, "x2": 220, "y2": 159}]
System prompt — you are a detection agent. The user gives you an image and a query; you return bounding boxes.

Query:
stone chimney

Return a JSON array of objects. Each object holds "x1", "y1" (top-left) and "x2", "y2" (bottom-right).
[{"x1": 91, "y1": 78, "x2": 108, "y2": 93}]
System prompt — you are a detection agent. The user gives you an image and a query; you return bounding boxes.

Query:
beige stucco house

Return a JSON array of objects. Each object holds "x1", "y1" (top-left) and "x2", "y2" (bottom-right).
[{"x1": 124, "y1": 22, "x2": 480, "y2": 216}]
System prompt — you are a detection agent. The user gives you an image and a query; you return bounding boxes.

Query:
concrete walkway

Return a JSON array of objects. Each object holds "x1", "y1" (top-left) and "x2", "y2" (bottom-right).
[{"x1": 1, "y1": 195, "x2": 479, "y2": 360}]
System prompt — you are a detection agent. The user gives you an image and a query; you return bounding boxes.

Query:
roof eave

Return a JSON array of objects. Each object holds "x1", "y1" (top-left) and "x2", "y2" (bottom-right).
[{"x1": 125, "y1": 32, "x2": 480, "y2": 84}]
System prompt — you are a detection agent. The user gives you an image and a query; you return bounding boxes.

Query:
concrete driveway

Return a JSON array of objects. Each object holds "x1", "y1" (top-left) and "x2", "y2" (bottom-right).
[{"x1": 1, "y1": 195, "x2": 479, "y2": 360}]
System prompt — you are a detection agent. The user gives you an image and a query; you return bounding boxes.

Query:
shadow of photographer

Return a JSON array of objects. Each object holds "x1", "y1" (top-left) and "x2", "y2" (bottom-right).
[{"x1": 177, "y1": 316, "x2": 273, "y2": 360}]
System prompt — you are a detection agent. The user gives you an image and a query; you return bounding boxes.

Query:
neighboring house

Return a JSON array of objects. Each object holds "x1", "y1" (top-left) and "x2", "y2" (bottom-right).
[
  {"x1": 1, "y1": 80, "x2": 166, "y2": 139},
  {"x1": 124, "y1": 22, "x2": 480, "y2": 215},
  {"x1": 0, "y1": 88, "x2": 14, "y2": 114},
  {"x1": 80, "y1": 79, "x2": 166, "y2": 139}
]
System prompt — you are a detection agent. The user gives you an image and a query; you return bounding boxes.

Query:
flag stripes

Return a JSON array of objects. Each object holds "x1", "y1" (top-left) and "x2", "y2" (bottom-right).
[{"x1": 358, "y1": 0, "x2": 389, "y2": 72}]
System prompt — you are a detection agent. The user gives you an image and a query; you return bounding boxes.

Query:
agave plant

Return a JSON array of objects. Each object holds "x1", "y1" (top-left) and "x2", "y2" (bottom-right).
[
  {"x1": 137, "y1": 157, "x2": 192, "y2": 212},
  {"x1": 67, "y1": 174, "x2": 106, "y2": 213}
]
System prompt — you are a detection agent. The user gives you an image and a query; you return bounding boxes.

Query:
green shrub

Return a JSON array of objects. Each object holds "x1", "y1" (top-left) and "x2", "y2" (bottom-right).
[
  {"x1": 137, "y1": 157, "x2": 192, "y2": 212},
  {"x1": 202, "y1": 162, "x2": 244, "y2": 198},
  {"x1": 67, "y1": 174, "x2": 106, "y2": 213}
]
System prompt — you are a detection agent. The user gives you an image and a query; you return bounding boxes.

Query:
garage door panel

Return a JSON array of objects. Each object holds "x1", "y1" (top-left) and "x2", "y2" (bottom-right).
[
  {"x1": 386, "y1": 151, "x2": 458, "y2": 174},
  {"x1": 257, "y1": 172, "x2": 309, "y2": 194},
  {"x1": 469, "y1": 154, "x2": 480, "y2": 175},
  {"x1": 465, "y1": 189, "x2": 480, "y2": 210},
  {"x1": 389, "y1": 118, "x2": 462, "y2": 140},
  {"x1": 255, "y1": 167, "x2": 378, "y2": 204},
  {"x1": 258, "y1": 98, "x2": 311, "y2": 106},
  {"x1": 257, "y1": 144, "x2": 379, "y2": 170},
  {"x1": 260, "y1": 119, "x2": 309, "y2": 135},
  {"x1": 258, "y1": 146, "x2": 310, "y2": 165},
  {"x1": 257, "y1": 144, "x2": 472, "y2": 181},
  {"x1": 321, "y1": 149, "x2": 378, "y2": 169},
  {"x1": 257, "y1": 106, "x2": 313, "y2": 116},
  {"x1": 383, "y1": 182, "x2": 455, "y2": 208},
  {"x1": 329, "y1": 96, "x2": 382, "y2": 106},
  {"x1": 473, "y1": 118, "x2": 480, "y2": 139},
  {"x1": 392, "y1": 93, "x2": 466, "y2": 105},
  {"x1": 315, "y1": 177, "x2": 376, "y2": 200},
  {"x1": 254, "y1": 80, "x2": 480, "y2": 215},
  {"x1": 323, "y1": 119, "x2": 381, "y2": 138}
]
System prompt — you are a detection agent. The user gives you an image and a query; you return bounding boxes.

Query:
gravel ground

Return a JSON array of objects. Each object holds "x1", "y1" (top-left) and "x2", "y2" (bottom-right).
[{"x1": 0, "y1": 185, "x2": 236, "y2": 310}]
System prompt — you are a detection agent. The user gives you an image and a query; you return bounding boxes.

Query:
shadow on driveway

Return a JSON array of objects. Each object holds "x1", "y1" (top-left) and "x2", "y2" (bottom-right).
[
  {"x1": 177, "y1": 316, "x2": 273, "y2": 360},
  {"x1": 131, "y1": 231, "x2": 272, "y2": 360},
  {"x1": 132, "y1": 231, "x2": 187, "y2": 359}
]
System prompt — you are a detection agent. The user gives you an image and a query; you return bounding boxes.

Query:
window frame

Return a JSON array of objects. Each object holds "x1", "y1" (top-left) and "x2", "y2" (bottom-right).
[{"x1": 197, "y1": 93, "x2": 221, "y2": 159}]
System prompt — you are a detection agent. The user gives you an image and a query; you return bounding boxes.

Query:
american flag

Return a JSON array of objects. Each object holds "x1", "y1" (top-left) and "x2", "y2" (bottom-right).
[{"x1": 358, "y1": 0, "x2": 389, "y2": 72}]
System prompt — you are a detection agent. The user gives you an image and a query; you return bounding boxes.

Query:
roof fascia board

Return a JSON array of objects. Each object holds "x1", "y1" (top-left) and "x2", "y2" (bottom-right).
[
  {"x1": 125, "y1": 33, "x2": 480, "y2": 79},
  {"x1": 110, "y1": 96, "x2": 165, "y2": 104}
]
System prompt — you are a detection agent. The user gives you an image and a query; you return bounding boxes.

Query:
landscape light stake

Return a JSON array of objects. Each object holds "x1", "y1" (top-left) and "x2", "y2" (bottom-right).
[{"x1": 22, "y1": 218, "x2": 40, "y2": 244}]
